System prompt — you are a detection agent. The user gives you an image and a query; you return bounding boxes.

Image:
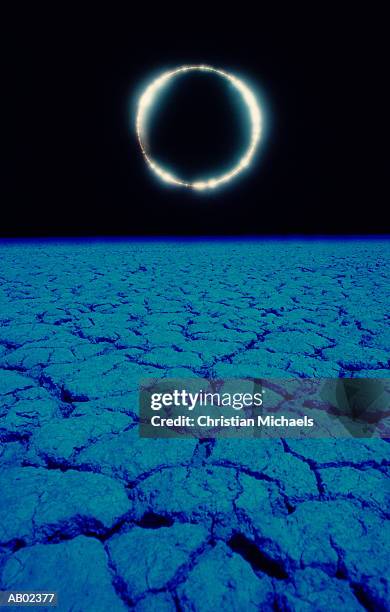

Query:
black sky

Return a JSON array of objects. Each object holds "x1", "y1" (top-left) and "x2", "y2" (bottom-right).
[{"x1": 3, "y1": 6, "x2": 389, "y2": 237}]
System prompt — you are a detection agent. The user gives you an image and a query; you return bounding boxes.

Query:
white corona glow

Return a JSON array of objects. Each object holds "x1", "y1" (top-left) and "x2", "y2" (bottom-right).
[{"x1": 136, "y1": 65, "x2": 262, "y2": 190}]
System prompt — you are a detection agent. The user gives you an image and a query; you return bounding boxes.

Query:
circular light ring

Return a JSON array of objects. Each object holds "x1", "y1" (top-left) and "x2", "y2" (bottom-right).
[{"x1": 136, "y1": 65, "x2": 262, "y2": 190}]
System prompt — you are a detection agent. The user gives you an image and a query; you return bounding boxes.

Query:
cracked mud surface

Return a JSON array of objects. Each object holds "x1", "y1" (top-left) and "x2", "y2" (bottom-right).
[{"x1": 0, "y1": 239, "x2": 389, "y2": 611}]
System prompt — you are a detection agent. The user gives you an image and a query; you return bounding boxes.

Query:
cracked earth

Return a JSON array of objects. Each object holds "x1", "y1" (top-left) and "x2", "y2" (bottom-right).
[{"x1": 0, "y1": 240, "x2": 389, "y2": 611}]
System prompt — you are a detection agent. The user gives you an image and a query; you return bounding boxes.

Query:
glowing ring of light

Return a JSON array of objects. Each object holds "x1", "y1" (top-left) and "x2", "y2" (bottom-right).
[{"x1": 136, "y1": 65, "x2": 262, "y2": 190}]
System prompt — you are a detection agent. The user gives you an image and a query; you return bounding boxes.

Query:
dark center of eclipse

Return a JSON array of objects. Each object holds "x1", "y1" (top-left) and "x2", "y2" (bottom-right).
[{"x1": 145, "y1": 72, "x2": 251, "y2": 182}]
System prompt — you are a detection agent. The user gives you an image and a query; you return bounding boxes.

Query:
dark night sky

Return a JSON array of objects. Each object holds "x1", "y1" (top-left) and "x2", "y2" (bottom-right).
[{"x1": 3, "y1": 6, "x2": 389, "y2": 237}]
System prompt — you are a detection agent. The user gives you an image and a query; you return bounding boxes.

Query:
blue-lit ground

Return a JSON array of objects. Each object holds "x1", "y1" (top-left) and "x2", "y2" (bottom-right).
[{"x1": 0, "y1": 239, "x2": 389, "y2": 611}]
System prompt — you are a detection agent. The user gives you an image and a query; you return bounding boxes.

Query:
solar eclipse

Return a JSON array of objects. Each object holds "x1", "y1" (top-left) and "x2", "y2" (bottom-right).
[{"x1": 136, "y1": 65, "x2": 262, "y2": 191}]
